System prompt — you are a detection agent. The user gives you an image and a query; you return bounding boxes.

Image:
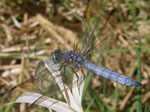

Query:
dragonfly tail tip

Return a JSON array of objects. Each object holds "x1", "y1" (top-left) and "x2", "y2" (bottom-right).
[{"x1": 136, "y1": 82, "x2": 144, "y2": 88}]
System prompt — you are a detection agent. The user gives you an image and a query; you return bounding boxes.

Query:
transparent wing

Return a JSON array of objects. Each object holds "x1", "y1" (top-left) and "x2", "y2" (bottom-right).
[
  {"x1": 9, "y1": 61, "x2": 65, "y2": 105},
  {"x1": 9, "y1": 60, "x2": 86, "y2": 107},
  {"x1": 80, "y1": 9, "x2": 116, "y2": 58}
]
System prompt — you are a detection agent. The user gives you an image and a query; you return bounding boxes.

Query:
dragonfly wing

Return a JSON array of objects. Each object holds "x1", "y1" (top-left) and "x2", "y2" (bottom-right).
[
  {"x1": 9, "y1": 60, "x2": 66, "y2": 106},
  {"x1": 80, "y1": 9, "x2": 116, "y2": 58},
  {"x1": 80, "y1": 20, "x2": 98, "y2": 56},
  {"x1": 44, "y1": 60, "x2": 86, "y2": 98},
  {"x1": 9, "y1": 60, "x2": 86, "y2": 108}
]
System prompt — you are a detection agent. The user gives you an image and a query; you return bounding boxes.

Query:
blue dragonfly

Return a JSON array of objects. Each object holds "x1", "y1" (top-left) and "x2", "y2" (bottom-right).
[
  {"x1": 50, "y1": 9, "x2": 143, "y2": 88},
  {"x1": 9, "y1": 8, "x2": 143, "y2": 109}
]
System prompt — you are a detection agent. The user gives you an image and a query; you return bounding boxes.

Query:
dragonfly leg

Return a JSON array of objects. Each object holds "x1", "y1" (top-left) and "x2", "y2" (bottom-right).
[
  {"x1": 52, "y1": 63, "x2": 67, "y2": 85},
  {"x1": 80, "y1": 68, "x2": 87, "y2": 85},
  {"x1": 72, "y1": 67, "x2": 80, "y2": 85},
  {"x1": 72, "y1": 67, "x2": 79, "y2": 80},
  {"x1": 52, "y1": 63, "x2": 64, "y2": 72},
  {"x1": 57, "y1": 65, "x2": 66, "y2": 85},
  {"x1": 58, "y1": 64, "x2": 64, "y2": 71},
  {"x1": 72, "y1": 66, "x2": 79, "y2": 73},
  {"x1": 73, "y1": 70, "x2": 81, "y2": 94},
  {"x1": 52, "y1": 63, "x2": 64, "y2": 83},
  {"x1": 73, "y1": 71, "x2": 79, "y2": 81},
  {"x1": 72, "y1": 67, "x2": 81, "y2": 93},
  {"x1": 81, "y1": 68, "x2": 86, "y2": 79},
  {"x1": 53, "y1": 64, "x2": 67, "y2": 87}
]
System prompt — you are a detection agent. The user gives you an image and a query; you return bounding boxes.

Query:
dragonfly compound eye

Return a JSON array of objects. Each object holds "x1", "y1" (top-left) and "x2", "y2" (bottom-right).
[
  {"x1": 50, "y1": 52, "x2": 57, "y2": 63},
  {"x1": 50, "y1": 49, "x2": 63, "y2": 63}
]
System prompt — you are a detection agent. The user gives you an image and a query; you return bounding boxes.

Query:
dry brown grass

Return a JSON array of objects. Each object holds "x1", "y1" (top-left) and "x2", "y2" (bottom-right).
[{"x1": 0, "y1": 0, "x2": 150, "y2": 112}]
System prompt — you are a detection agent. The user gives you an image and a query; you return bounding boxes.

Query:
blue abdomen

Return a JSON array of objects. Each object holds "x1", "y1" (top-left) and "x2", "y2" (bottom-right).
[{"x1": 83, "y1": 60, "x2": 143, "y2": 87}]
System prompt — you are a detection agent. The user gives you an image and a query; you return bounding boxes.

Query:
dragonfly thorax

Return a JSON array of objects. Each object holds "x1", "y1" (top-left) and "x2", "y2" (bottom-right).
[
  {"x1": 51, "y1": 49, "x2": 86, "y2": 70},
  {"x1": 63, "y1": 51, "x2": 86, "y2": 70}
]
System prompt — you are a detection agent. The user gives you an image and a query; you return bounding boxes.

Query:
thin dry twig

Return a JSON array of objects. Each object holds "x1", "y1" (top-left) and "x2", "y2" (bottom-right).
[{"x1": 120, "y1": 87, "x2": 135, "y2": 110}]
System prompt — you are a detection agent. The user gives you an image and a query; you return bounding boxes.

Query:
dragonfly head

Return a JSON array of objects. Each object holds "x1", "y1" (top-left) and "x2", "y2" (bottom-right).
[{"x1": 50, "y1": 49, "x2": 63, "y2": 63}]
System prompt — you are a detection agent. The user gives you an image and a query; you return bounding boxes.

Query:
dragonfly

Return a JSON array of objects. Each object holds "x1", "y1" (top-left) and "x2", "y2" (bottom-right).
[
  {"x1": 9, "y1": 8, "x2": 143, "y2": 110},
  {"x1": 49, "y1": 9, "x2": 143, "y2": 88}
]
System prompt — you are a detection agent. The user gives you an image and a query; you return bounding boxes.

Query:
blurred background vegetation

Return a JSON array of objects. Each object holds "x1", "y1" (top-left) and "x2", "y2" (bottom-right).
[{"x1": 0, "y1": 0, "x2": 150, "y2": 112}]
